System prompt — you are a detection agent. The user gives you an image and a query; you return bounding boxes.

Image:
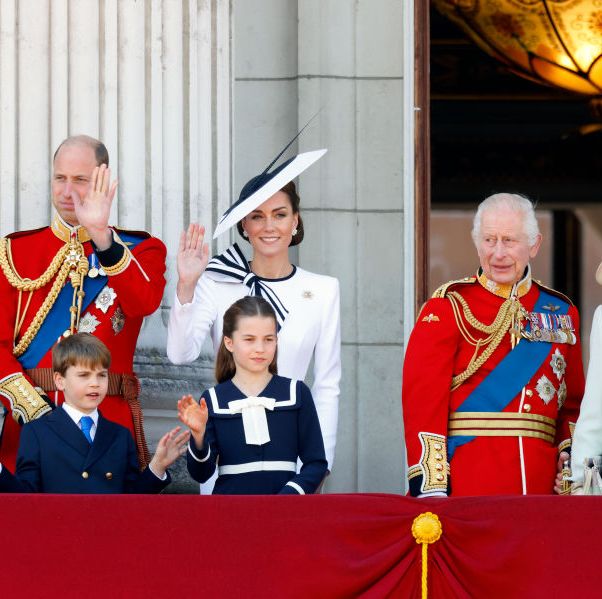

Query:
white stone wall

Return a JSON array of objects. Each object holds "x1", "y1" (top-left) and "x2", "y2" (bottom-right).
[{"x1": 233, "y1": 0, "x2": 407, "y2": 493}]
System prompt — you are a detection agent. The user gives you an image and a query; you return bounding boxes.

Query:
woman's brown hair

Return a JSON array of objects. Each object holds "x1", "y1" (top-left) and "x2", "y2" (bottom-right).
[
  {"x1": 215, "y1": 296, "x2": 279, "y2": 383},
  {"x1": 237, "y1": 180, "x2": 304, "y2": 247}
]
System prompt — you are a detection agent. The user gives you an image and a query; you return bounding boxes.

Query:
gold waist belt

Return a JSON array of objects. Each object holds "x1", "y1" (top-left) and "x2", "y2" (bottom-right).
[{"x1": 448, "y1": 411, "x2": 556, "y2": 444}]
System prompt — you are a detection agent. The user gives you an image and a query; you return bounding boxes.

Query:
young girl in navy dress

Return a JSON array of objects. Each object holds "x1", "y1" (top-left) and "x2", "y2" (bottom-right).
[{"x1": 178, "y1": 296, "x2": 327, "y2": 494}]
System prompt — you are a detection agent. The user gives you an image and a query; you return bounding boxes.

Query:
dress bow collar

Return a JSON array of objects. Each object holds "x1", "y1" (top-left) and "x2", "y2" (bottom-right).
[
  {"x1": 205, "y1": 243, "x2": 290, "y2": 329},
  {"x1": 227, "y1": 396, "x2": 276, "y2": 445}
]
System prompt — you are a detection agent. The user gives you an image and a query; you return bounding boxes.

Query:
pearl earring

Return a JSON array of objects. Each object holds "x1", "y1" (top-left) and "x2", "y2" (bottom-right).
[
  {"x1": 292, "y1": 228, "x2": 298, "y2": 236},
  {"x1": 243, "y1": 230, "x2": 248, "y2": 238}
]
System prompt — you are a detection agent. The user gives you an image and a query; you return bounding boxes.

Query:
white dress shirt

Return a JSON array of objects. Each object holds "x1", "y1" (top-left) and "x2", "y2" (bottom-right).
[{"x1": 62, "y1": 403, "x2": 99, "y2": 440}]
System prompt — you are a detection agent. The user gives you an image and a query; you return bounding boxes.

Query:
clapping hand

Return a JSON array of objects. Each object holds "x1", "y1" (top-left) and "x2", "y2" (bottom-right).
[
  {"x1": 73, "y1": 163, "x2": 118, "y2": 250},
  {"x1": 178, "y1": 395, "x2": 208, "y2": 449},
  {"x1": 176, "y1": 224, "x2": 210, "y2": 304},
  {"x1": 149, "y1": 426, "x2": 191, "y2": 477}
]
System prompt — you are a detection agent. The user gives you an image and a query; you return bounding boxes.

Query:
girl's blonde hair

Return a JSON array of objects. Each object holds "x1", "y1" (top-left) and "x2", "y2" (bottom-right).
[{"x1": 215, "y1": 296, "x2": 278, "y2": 383}]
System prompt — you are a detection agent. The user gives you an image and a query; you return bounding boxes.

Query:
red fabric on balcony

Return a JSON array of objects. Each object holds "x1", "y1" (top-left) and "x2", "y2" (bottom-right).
[{"x1": 1, "y1": 494, "x2": 599, "y2": 598}]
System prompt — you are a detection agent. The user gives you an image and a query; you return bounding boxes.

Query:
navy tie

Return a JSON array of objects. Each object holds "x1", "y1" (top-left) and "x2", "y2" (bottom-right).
[{"x1": 80, "y1": 416, "x2": 94, "y2": 443}]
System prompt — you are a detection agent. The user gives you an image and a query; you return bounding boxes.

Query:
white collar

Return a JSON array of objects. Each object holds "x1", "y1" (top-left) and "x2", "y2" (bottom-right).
[{"x1": 62, "y1": 403, "x2": 99, "y2": 427}]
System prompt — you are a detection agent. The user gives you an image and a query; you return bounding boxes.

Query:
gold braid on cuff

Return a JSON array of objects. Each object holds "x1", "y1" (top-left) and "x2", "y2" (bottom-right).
[
  {"x1": 417, "y1": 432, "x2": 449, "y2": 493},
  {"x1": 101, "y1": 249, "x2": 131, "y2": 276},
  {"x1": 0, "y1": 373, "x2": 51, "y2": 423},
  {"x1": 98, "y1": 230, "x2": 134, "y2": 276}
]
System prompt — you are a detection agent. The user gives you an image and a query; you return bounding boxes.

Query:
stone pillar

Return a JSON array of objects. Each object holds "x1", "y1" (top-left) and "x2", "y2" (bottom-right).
[
  {"x1": 233, "y1": 0, "x2": 408, "y2": 492},
  {"x1": 0, "y1": 0, "x2": 232, "y2": 490}
]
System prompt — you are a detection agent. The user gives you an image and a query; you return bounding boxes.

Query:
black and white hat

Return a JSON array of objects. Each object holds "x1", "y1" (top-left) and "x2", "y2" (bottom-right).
[{"x1": 213, "y1": 132, "x2": 326, "y2": 239}]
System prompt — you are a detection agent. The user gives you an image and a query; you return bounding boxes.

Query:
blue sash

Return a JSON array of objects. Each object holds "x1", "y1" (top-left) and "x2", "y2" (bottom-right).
[
  {"x1": 19, "y1": 232, "x2": 144, "y2": 369},
  {"x1": 447, "y1": 289, "x2": 569, "y2": 459}
]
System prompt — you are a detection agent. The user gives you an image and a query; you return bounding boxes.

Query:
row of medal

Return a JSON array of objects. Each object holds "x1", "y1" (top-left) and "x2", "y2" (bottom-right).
[
  {"x1": 88, "y1": 254, "x2": 105, "y2": 278},
  {"x1": 528, "y1": 311, "x2": 577, "y2": 345}
]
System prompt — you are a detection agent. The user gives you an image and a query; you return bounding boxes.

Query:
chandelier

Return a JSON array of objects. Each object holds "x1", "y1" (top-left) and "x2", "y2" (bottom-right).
[{"x1": 432, "y1": 0, "x2": 602, "y2": 96}]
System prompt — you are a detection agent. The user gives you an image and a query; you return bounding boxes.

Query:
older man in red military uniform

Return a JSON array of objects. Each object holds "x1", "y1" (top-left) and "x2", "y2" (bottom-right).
[
  {"x1": 402, "y1": 193, "x2": 584, "y2": 496},
  {"x1": 0, "y1": 135, "x2": 166, "y2": 470}
]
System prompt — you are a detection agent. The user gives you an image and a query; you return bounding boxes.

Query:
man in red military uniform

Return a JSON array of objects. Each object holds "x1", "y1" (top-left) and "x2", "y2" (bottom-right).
[
  {"x1": 402, "y1": 193, "x2": 584, "y2": 496},
  {"x1": 0, "y1": 135, "x2": 166, "y2": 470}
]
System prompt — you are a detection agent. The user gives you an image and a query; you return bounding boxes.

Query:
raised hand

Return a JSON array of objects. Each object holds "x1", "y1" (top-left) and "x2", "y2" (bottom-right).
[
  {"x1": 73, "y1": 163, "x2": 118, "y2": 250},
  {"x1": 149, "y1": 426, "x2": 191, "y2": 476},
  {"x1": 176, "y1": 223, "x2": 210, "y2": 304},
  {"x1": 178, "y1": 395, "x2": 208, "y2": 449}
]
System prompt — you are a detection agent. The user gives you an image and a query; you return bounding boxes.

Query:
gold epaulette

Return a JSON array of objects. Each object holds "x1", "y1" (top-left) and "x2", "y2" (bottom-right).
[
  {"x1": 533, "y1": 279, "x2": 575, "y2": 307},
  {"x1": 431, "y1": 276, "x2": 477, "y2": 299}
]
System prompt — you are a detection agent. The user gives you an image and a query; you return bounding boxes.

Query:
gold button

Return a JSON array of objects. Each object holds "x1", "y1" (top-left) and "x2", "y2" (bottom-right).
[
  {"x1": 435, "y1": 453, "x2": 443, "y2": 461},
  {"x1": 82, "y1": 471, "x2": 89, "y2": 479},
  {"x1": 434, "y1": 443, "x2": 442, "y2": 451},
  {"x1": 525, "y1": 389, "x2": 533, "y2": 397},
  {"x1": 105, "y1": 472, "x2": 113, "y2": 480},
  {"x1": 436, "y1": 474, "x2": 444, "y2": 481},
  {"x1": 523, "y1": 404, "x2": 531, "y2": 412}
]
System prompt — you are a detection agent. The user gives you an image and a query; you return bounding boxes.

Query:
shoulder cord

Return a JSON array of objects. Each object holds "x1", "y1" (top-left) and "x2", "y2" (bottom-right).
[
  {"x1": 0, "y1": 237, "x2": 69, "y2": 290},
  {"x1": 447, "y1": 291, "x2": 522, "y2": 391},
  {"x1": 0, "y1": 237, "x2": 88, "y2": 356}
]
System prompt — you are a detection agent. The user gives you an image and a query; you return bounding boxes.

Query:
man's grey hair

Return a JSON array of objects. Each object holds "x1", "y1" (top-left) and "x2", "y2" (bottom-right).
[
  {"x1": 53, "y1": 135, "x2": 109, "y2": 167},
  {"x1": 471, "y1": 192, "x2": 540, "y2": 247}
]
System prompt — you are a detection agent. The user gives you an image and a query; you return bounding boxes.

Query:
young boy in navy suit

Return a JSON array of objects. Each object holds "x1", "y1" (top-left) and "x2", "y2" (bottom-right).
[{"x1": 0, "y1": 333, "x2": 189, "y2": 493}]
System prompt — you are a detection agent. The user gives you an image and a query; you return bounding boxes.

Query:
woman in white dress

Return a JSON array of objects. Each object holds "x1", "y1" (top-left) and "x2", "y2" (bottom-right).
[
  {"x1": 569, "y1": 304, "x2": 602, "y2": 492},
  {"x1": 167, "y1": 149, "x2": 341, "y2": 479},
  {"x1": 557, "y1": 263, "x2": 602, "y2": 494}
]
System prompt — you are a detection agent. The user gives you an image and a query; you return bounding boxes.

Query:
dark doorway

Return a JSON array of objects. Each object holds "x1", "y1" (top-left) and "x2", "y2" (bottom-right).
[{"x1": 428, "y1": 4, "x2": 602, "y2": 310}]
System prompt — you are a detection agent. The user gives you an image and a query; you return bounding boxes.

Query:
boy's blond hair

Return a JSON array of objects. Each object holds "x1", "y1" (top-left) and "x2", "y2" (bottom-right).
[{"x1": 52, "y1": 333, "x2": 111, "y2": 375}]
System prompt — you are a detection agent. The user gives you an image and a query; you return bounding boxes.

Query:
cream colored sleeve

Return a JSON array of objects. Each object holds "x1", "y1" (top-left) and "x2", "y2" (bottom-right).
[{"x1": 571, "y1": 305, "x2": 602, "y2": 484}]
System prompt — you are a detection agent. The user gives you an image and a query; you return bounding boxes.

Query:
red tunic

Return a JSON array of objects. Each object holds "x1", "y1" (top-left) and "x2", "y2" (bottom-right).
[
  {"x1": 402, "y1": 274, "x2": 584, "y2": 496},
  {"x1": 0, "y1": 221, "x2": 166, "y2": 470}
]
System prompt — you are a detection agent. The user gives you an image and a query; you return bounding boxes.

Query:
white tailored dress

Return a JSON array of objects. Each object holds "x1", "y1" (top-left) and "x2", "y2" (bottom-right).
[
  {"x1": 167, "y1": 244, "x2": 341, "y2": 492},
  {"x1": 570, "y1": 304, "x2": 602, "y2": 485}
]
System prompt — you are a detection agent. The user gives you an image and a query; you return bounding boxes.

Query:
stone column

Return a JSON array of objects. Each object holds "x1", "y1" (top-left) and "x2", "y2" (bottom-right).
[
  {"x1": 233, "y1": 0, "x2": 408, "y2": 492},
  {"x1": 0, "y1": 0, "x2": 233, "y2": 491}
]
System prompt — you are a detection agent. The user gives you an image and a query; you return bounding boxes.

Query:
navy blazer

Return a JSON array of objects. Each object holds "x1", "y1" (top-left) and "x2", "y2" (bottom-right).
[
  {"x1": 188, "y1": 376, "x2": 327, "y2": 495},
  {"x1": 0, "y1": 408, "x2": 169, "y2": 494}
]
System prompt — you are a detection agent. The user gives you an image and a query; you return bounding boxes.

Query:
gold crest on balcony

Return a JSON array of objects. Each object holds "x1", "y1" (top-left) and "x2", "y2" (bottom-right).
[{"x1": 433, "y1": 0, "x2": 602, "y2": 96}]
